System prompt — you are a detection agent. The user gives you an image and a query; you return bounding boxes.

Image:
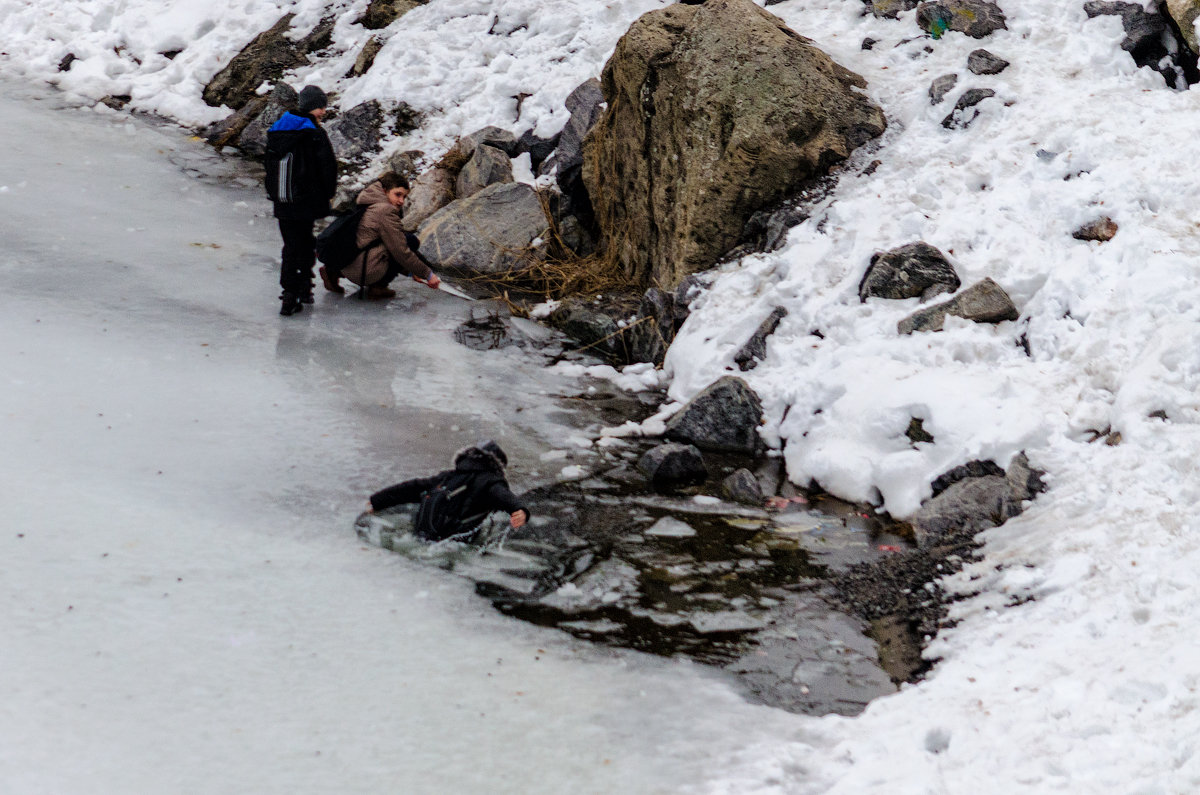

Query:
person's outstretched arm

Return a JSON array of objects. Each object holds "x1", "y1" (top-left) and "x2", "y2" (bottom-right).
[{"x1": 368, "y1": 475, "x2": 438, "y2": 512}]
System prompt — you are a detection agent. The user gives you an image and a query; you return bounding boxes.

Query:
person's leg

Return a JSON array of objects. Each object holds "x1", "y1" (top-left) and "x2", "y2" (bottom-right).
[{"x1": 278, "y1": 218, "x2": 316, "y2": 313}]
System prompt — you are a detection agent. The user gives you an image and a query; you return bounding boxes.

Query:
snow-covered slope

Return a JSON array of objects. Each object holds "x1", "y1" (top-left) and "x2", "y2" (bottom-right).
[{"x1": 4, "y1": 0, "x2": 1200, "y2": 791}]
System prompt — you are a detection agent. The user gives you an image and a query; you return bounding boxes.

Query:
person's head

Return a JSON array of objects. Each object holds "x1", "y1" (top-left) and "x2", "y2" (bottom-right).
[
  {"x1": 297, "y1": 85, "x2": 328, "y2": 119},
  {"x1": 379, "y1": 171, "x2": 411, "y2": 208}
]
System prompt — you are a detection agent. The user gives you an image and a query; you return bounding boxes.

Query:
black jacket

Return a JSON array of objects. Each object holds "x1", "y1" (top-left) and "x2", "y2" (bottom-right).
[
  {"x1": 265, "y1": 112, "x2": 337, "y2": 220},
  {"x1": 369, "y1": 447, "x2": 528, "y2": 532}
]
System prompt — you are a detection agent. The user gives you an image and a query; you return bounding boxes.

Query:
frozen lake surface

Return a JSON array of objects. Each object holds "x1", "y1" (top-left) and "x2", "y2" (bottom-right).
[{"x1": 0, "y1": 85, "x2": 808, "y2": 794}]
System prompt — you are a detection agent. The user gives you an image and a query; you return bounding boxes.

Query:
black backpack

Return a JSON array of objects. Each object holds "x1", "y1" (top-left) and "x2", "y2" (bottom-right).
[
  {"x1": 413, "y1": 472, "x2": 478, "y2": 541},
  {"x1": 264, "y1": 132, "x2": 317, "y2": 205},
  {"x1": 315, "y1": 206, "x2": 370, "y2": 275}
]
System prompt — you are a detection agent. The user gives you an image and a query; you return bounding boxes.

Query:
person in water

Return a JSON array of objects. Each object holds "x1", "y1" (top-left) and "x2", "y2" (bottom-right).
[{"x1": 366, "y1": 441, "x2": 528, "y2": 541}]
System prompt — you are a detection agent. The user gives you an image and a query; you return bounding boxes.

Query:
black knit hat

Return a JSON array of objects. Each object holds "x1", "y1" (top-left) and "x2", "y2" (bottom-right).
[
  {"x1": 297, "y1": 85, "x2": 328, "y2": 113},
  {"x1": 478, "y1": 440, "x2": 508, "y2": 468}
]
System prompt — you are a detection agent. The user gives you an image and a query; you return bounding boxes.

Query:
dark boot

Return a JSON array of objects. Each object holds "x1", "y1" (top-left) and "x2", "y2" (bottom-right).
[{"x1": 280, "y1": 292, "x2": 304, "y2": 316}]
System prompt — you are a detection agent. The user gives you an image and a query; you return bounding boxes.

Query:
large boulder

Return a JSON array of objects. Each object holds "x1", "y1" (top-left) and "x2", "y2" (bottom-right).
[
  {"x1": 665, "y1": 376, "x2": 765, "y2": 455},
  {"x1": 1166, "y1": 0, "x2": 1200, "y2": 53},
  {"x1": 859, "y1": 242, "x2": 960, "y2": 302},
  {"x1": 898, "y1": 277, "x2": 1019, "y2": 334},
  {"x1": 401, "y1": 167, "x2": 456, "y2": 231},
  {"x1": 909, "y1": 475, "x2": 1021, "y2": 547},
  {"x1": 417, "y1": 182, "x2": 549, "y2": 276},
  {"x1": 202, "y1": 15, "x2": 330, "y2": 110},
  {"x1": 456, "y1": 144, "x2": 514, "y2": 199},
  {"x1": 582, "y1": 0, "x2": 885, "y2": 288},
  {"x1": 1084, "y1": 2, "x2": 1190, "y2": 87}
]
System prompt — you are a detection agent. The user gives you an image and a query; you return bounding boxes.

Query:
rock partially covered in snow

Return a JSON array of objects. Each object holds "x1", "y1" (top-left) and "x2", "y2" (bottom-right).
[
  {"x1": 583, "y1": 0, "x2": 885, "y2": 287},
  {"x1": 910, "y1": 475, "x2": 1021, "y2": 547},
  {"x1": 665, "y1": 376, "x2": 765, "y2": 454},
  {"x1": 967, "y1": 49, "x2": 1010, "y2": 75},
  {"x1": 898, "y1": 278, "x2": 1019, "y2": 334},
  {"x1": 1072, "y1": 216, "x2": 1119, "y2": 242},
  {"x1": 637, "y1": 442, "x2": 709, "y2": 490},
  {"x1": 327, "y1": 100, "x2": 385, "y2": 164},
  {"x1": 234, "y1": 83, "x2": 297, "y2": 156},
  {"x1": 941, "y1": 88, "x2": 997, "y2": 129},
  {"x1": 202, "y1": 14, "x2": 330, "y2": 110},
  {"x1": 734, "y1": 306, "x2": 788, "y2": 371},
  {"x1": 929, "y1": 73, "x2": 959, "y2": 105},
  {"x1": 859, "y1": 242, "x2": 961, "y2": 302},
  {"x1": 417, "y1": 182, "x2": 549, "y2": 276},
  {"x1": 864, "y1": 0, "x2": 920, "y2": 19},
  {"x1": 916, "y1": 1, "x2": 1007, "y2": 39}
]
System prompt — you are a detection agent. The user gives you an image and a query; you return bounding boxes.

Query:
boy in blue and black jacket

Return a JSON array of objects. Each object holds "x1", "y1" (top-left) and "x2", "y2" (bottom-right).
[{"x1": 264, "y1": 85, "x2": 338, "y2": 316}]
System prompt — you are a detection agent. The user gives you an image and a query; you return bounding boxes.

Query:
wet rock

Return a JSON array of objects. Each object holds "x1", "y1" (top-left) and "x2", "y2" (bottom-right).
[
  {"x1": 203, "y1": 14, "x2": 309, "y2": 110},
  {"x1": 967, "y1": 48, "x2": 1009, "y2": 75},
  {"x1": 637, "y1": 443, "x2": 709, "y2": 490},
  {"x1": 916, "y1": 1, "x2": 1007, "y2": 39},
  {"x1": 402, "y1": 166, "x2": 456, "y2": 231},
  {"x1": 910, "y1": 475, "x2": 1021, "y2": 547},
  {"x1": 204, "y1": 96, "x2": 268, "y2": 148},
  {"x1": 940, "y1": 88, "x2": 996, "y2": 129},
  {"x1": 722, "y1": 469, "x2": 765, "y2": 505},
  {"x1": 346, "y1": 36, "x2": 384, "y2": 78},
  {"x1": 929, "y1": 73, "x2": 958, "y2": 104},
  {"x1": 734, "y1": 307, "x2": 788, "y2": 371},
  {"x1": 859, "y1": 242, "x2": 960, "y2": 302},
  {"x1": 628, "y1": 288, "x2": 676, "y2": 365},
  {"x1": 898, "y1": 278, "x2": 1019, "y2": 334},
  {"x1": 549, "y1": 302, "x2": 620, "y2": 356},
  {"x1": 327, "y1": 100, "x2": 384, "y2": 164},
  {"x1": 665, "y1": 376, "x2": 765, "y2": 455},
  {"x1": 456, "y1": 144, "x2": 514, "y2": 200},
  {"x1": 1072, "y1": 216, "x2": 1118, "y2": 242},
  {"x1": 418, "y1": 182, "x2": 549, "y2": 276},
  {"x1": 583, "y1": 0, "x2": 886, "y2": 288},
  {"x1": 234, "y1": 83, "x2": 297, "y2": 156},
  {"x1": 864, "y1": 0, "x2": 920, "y2": 19}
]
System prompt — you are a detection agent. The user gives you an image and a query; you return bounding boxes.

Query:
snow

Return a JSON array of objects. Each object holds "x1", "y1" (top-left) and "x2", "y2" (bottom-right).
[{"x1": 3, "y1": 0, "x2": 1200, "y2": 792}]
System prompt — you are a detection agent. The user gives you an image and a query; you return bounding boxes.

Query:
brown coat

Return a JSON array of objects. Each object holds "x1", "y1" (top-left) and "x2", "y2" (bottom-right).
[{"x1": 345, "y1": 182, "x2": 432, "y2": 286}]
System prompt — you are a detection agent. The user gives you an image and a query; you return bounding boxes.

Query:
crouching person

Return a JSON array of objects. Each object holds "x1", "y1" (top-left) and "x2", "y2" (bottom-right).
[
  {"x1": 325, "y1": 171, "x2": 441, "y2": 299},
  {"x1": 367, "y1": 441, "x2": 529, "y2": 542}
]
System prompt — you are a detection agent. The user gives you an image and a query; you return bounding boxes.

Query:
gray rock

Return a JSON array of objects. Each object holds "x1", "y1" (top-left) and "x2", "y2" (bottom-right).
[
  {"x1": 544, "y1": 78, "x2": 605, "y2": 197},
  {"x1": 967, "y1": 48, "x2": 1009, "y2": 75},
  {"x1": 929, "y1": 73, "x2": 958, "y2": 105},
  {"x1": 898, "y1": 278, "x2": 1019, "y2": 334},
  {"x1": 393, "y1": 102, "x2": 423, "y2": 136},
  {"x1": 448, "y1": 126, "x2": 519, "y2": 164},
  {"x1": 722, "y1": 468, "x2": 765, "y2": 505},
  {"x1": 673, "y1": 276, "x2": 704, "y2": 324},
  {"x1": 734, "y1": 307, "x2": 788, "y2": 371},
  {"x1": 665, "y1": 376, "x2": 765, "y2": 455},
  {"x1": 916, "y1": 1, "x2": 1007, "y2": 39},
  {"x1": 327, "y1": 100, "x2": 384, "y2": 163},
  {"x1": 941, "y1": 88, "x2": 996, "y2": 129},
  {"x1": 1072, "y1": 217, "x2": 1118, "y2": 242},
  {"x1": 1084, "y1": 2, "x2": 1186, "y2": 87},
  {"x1": 859, "y1": 242, "x2": 960, "y2": 302},
  {"x1": 234, "y1": 84, "x2": 297, "y2": 156},
  {"x1": 931, "y1": 459, "x2": 1004, "y2": 497},
  {"x1": 864, "y1": 0, "x2": 920, "y2": 18},
  {"x1": 583, "y1": 0, "x2": 885, "y2": 288},
  {"x1": 456, "y1": 144, "x2": 514, "y2": 199},
  {"x1": 385, "y1": 149, "x2": 424, "y2": 180},
  {"x1": 401, "y1": 167, "x2": 456, "y2": 232},
  {"x1": 417, "y1": 182, "x2": 549, "y2": 276},
  {"x1": 637, "y1": 443, "x2": 709, "y2": 490},
  {"x1": 556, "y1": 214, "x2": 596, "y2": 257},
  {"x1": 517, "y1": 128, "x2": 560, "y2": 172},
  {"x1": 627, "y1": 287, "x2": 676, "y2": 365},
  {"x1": 910, "y1": 475, "x2": 1021, "y2": 547}
]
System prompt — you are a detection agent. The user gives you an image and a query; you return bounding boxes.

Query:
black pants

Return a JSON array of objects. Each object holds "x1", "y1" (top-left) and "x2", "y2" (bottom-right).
[{"x1": 278, "y1": 218, "x2": 316, "y2": 297}]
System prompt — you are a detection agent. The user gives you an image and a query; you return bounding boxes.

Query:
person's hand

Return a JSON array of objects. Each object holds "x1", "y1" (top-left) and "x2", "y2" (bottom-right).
[
  {"x1": 425, "y1": 273, "x2": 441, "y2": 289},
  {"x1": 509, "y1": 509, "x2": 528, "y2": 529},
  {"x1": 365, "y1": 502, "x2": 375, "y2": 514}
]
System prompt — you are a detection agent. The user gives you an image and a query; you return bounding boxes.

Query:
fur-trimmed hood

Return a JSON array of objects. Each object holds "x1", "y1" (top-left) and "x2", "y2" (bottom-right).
[{"x1": 452, "y1": 442, "x2": 508, "y2": 475}]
